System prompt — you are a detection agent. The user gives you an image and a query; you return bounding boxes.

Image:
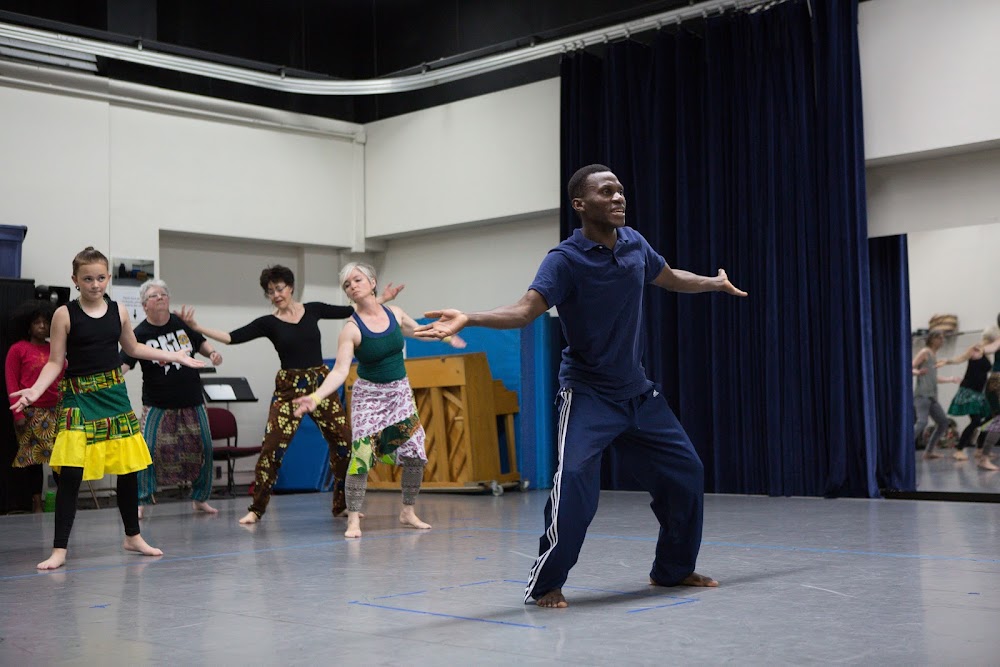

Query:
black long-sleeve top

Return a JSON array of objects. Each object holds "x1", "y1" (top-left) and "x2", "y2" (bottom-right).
[{"x1": 228, "y1": 302, "x2": 353, "y2": 369}]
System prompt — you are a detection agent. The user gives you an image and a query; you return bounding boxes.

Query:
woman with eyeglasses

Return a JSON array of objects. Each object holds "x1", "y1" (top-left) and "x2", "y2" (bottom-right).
[
  {"x1": 178, "y1": 265, "x2": 403, "y2": 525},
  {"x1": 121, "y1": 279, "x2": 223, "y2": 518}
]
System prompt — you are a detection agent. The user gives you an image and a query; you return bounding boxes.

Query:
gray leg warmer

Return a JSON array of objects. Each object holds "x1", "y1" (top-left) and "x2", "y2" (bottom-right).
[
  {"x1": 400, "y1": 456, "x2": 425, "y2": 506},
  {"x1": 345, "y1": 473, "x2": 368, "y2": 512}
]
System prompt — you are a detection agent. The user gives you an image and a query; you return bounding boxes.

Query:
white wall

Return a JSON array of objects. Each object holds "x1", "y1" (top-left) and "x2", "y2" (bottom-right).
[
  {"x1": 859, "y1": 0, "x2": 1000, "y2": 163},
  {"x1": 867, "y1": 148, "x2": 1000, "y2": 238},
  {"x1": 379, "y1": 213, "x2": 560, "y2": 317},
  {"x1": 907, "y1": 221, "x2": 1000, "y2": 335},
  {"x1": 109, "y1": 105, "x2": 362, "y2": 255},
  {"x1": 364, "y1": 79, "x2": 561, "y2": 238},
  {"x1": 0, "y1": 85, "x2": 111, "y2": 286}
]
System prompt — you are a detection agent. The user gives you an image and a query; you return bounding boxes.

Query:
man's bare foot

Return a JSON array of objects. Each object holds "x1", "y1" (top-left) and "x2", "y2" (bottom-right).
[
  {"x1": 922, "y1": 452, "x2": 942, "y2": 460},
  {"x1": 953, "y1": 450, "x2": 969, "y2": 461},
  {"x1": 978, "y1": 459, "x2": 999, "y2": 471},
  {"x1": 238, "y1": 511, "x2": 260, "y2": 525},
  {"x1": 37, "y1": 548, "x2": 67, "y2": 570},
  {"x1": 122, "y1": 535, "x2": 163, "y2": 556},
  {"x1": 399, "y1": 506, "x2": 431, "y2": 530},
  {"x1": 535, "y1": 589, "x2": 568, "y2": 608},
  {"x1": 192, "y1": 501, "x2": 218, "y2": 514},
  {"x1": 650, "y1": 572, "x2": 719, "y2": 588},
  {"x1": 345, "y1": 511, "x2": 362, "y2": 538}
]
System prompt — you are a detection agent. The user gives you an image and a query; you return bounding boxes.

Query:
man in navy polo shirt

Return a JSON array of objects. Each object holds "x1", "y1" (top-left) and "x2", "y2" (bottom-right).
[{"x1": 416, "y1": 164, "x2": 747, "y2": 608}]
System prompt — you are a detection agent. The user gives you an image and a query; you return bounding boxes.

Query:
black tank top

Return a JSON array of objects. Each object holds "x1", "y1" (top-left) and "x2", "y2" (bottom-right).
[
  {"x1": 65, "y1": 299, "x2": 123, "y2": 377},
  {"x1": 961, "y1": 355, "x2": 991, "y2": 391}
]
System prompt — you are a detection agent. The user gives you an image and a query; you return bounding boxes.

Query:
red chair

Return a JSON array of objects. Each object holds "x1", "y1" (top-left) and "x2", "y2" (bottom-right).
[{"x1": 207, "y1": 407, "x2": 262, "y2": 497}]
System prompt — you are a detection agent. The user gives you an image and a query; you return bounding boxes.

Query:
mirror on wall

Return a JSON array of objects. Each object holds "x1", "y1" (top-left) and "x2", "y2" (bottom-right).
[{"x1": 907, "y1": 220, "x2": 1000, "y2": 496}]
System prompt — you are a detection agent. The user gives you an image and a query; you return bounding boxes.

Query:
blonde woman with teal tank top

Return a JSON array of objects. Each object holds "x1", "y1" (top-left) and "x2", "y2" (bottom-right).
[{"x1": 292, "y1": 262, "x2": 465, "y2": 538}]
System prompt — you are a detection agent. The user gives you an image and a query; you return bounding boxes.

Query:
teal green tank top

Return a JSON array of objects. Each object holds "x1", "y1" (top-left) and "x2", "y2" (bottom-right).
[{"x1": 351, "y1": 306, "x2": 406, "y2": 383}]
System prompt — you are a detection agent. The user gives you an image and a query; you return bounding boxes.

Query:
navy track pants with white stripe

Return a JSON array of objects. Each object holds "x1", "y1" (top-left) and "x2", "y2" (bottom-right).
[{"x1": 524, "y1": 386, "x2": 705, "y2": 602}]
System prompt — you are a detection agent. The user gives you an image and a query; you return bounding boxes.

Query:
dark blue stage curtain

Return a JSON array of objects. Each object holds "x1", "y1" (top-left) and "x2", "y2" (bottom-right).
[
  {"x1": 563, "y1": 0, "x2": 890, "y2": 497},
  {"x1": 869, "y1": 235, "x2": 914, "y2": 492}
]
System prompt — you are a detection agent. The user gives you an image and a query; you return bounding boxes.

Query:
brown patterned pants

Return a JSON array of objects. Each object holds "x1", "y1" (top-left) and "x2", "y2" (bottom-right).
[{"x1": 248, "y1": 366, "x2": 351, "y2": 517}]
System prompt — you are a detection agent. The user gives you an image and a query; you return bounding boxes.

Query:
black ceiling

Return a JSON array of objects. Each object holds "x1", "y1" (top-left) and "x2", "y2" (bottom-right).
[{"x1": 0, "y1": 0, "x2": 693, "y2": 123}]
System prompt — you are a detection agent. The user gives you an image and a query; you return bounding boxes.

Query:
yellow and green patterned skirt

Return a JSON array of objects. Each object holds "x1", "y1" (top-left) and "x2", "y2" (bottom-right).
[{"x1": 48, "y1": 368, "x2": 151, "y2": 481}]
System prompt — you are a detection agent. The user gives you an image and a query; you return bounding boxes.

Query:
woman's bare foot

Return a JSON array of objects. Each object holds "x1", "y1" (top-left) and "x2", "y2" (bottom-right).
[
  {"x1": 650, "y1": 572, "x2": 720, "y2": 588},
  {"x1": 37, "y1": 548, "x2": 68, "y2": 570},
  {"x1": 137, "y1": 506, "x2": 145, "y2": 520},
  {"x1": 238, "y1": 511, "x2": 259, "y2": 525},
  {"x1": 978, "y1": 459, "x2": 999, "y2": 471},
  {"x1": 345, "y1": 511, "x2": 362, "y2": 538},
  {"x1": 122, "y1": 535, "x2": 163, "y2": 557},
  {"x1": 333, "y1": 509, "x2": 364, "y2": 519},
  {"x1": 535, "y1": 589, "x2": 568, "y2": 608},
  {"x1": 399, "y1": 505, "x2": 431, "y2": 530},
  {"x1": 953, "y1": 450, "x2": 969, "y2": 461},
  {"x1": 192, "y1": 501, "x2": 218, "y2": 514},
  {"x1": 922, "y1": 452, "x2": 942, "y2": 460}
]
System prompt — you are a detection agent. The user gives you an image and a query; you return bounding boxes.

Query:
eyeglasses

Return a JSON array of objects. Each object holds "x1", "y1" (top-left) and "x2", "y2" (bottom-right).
[
  {"x1": 266, "y1": 284, "x2": 289, "y2": 296},
  {"x1": 144, "y1": 292, "x2": 168, "y2": 302}
]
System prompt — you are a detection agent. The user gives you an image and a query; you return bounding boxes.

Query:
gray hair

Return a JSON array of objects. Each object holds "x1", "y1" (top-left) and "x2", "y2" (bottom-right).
[
  {"x1": 339, "y1": 262, "x2": 378, "y2": 295},
  {"x1": 139, "y1": 279, "x2": 169, "y2": 304}
]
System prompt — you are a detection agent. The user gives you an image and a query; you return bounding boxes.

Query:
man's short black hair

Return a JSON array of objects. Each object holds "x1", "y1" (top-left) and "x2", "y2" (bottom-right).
[
  {"x1": 567, "y1": 164, "x2": 612, "y2": 201},
  {"x1": 259, "y1": 265, "x2": 295, "y2": 293}
]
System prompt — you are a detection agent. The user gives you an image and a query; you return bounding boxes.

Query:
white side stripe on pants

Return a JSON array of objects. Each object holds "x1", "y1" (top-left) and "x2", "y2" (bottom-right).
[{"x1": 523, "y1": 387, "x2": 573, "y2": 602}]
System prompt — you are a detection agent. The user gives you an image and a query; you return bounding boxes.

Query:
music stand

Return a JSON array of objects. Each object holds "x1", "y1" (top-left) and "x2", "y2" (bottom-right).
[{"x1": 201, "y1": 376, "x2": 258, "y2": 404}]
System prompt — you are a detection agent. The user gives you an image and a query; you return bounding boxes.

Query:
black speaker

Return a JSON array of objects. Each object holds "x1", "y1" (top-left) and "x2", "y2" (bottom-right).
[
  {"x1": 0, "y1": 278, "x2": 37, "y2": 514},
  {"x1": 34, "y1": 285, "x2": 71, "y2": 306}
]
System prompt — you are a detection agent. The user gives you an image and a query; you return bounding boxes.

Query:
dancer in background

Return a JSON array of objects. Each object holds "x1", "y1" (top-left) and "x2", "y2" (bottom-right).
[
  {"x1": 178, "y1": 265, "x2": 404, "y2": 525},
  {"x1": 941, "y1": 328, "x2": 1000, "y2": 460},
  {"x1": 11, "y1": 247, "x2": 204, "y2": 570},
  {"x1": 5, "y1": 300, "x2": 63, "y2": 512},
  {"x1": 912, "y1": 330, "x2": 961, "y2": 459},
  {"x1": 293, "y1": 262, "x2": 465, "y2": 538},
  {"x1": 121, "y1": 279, "x2": 223, "y2": 518}
]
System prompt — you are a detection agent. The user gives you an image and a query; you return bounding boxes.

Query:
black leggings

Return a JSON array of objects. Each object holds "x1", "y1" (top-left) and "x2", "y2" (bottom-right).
[
  {"x1": 52, "y1": 468, "x2": 140, "y2": 550},
  {"x1": 957, "y1": 415, "x2": 985, "y2": 451}
]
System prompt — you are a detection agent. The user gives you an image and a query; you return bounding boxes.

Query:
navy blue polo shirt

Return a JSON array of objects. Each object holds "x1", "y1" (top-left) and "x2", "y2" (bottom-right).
[{"x1": 529, "y1": 226, "x2": 666, "y2": 400}]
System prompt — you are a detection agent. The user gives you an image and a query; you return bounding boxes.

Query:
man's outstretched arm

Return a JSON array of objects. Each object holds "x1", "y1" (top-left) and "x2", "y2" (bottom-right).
[
  {"x1": 414, "y1": 290, "x2": 550, "y2": 339},
  {"x1": 653, "y1": 264, "x2": 748, "y2": 296}
]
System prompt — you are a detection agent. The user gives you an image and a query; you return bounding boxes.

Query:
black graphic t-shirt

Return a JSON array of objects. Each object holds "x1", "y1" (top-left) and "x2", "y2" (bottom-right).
[{"x1": 121, "y1": 314, "x2": 207, "y2": 408}]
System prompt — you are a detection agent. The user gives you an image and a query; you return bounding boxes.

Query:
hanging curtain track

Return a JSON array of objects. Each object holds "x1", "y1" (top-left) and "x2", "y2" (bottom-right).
[{"x1": 0, "y1": 0, "x2": 786, "y2": 96}]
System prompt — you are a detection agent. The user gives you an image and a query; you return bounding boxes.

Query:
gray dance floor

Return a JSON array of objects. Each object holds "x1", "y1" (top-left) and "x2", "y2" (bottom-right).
[{"x1": 2, "y1": 489, "x2": 999, "y2": 665}]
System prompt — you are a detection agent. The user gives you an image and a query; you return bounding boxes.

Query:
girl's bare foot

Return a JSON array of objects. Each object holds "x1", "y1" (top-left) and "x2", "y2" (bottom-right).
[
  {"x1": 978, "y1": 459, "x2": 999, "y2": 471},
  {"x1": 238, "y1": 511, "x2": 259, "y2": 525},
  {"x1": 345, "y1": 511, "x2": 362, "y2": 538},
  {"x1": 122, "y1": 535, "x2": 163, "y2": 556},
  {"x1": 535, "y1": 589, "x2": 568, "y2": 608},
  {"x1": 192, "y1": 501, "x2": 218, "y2": 514},
  {"x1": 37, "y1": 548, "x2": 67, "y2": 570},
  {"x1": 953, "y1": 450, "x2": 969, "y2": 461},
  {"x1": 399, "y1": 505, "x2": 431, "y2": 530}
]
